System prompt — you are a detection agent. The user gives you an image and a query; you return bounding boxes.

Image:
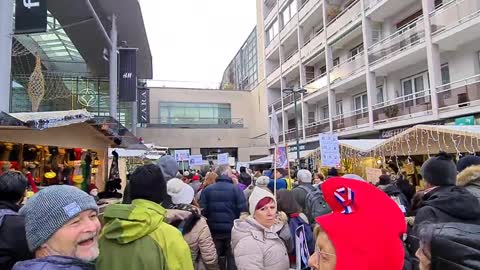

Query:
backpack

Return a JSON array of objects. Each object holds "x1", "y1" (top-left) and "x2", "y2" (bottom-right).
[
  {"x1": 0, "y1": 209, "x2": 18, "y2": 228},
  {"x1": 304, "y1": 186, "x2": 331, "y2": 224},
  {"x1": 288, "y1": 214, "x2": 315, "y2": 255}
]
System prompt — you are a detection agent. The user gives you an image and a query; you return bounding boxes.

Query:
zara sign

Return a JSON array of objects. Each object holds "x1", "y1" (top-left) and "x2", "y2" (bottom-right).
[{"x1": 137, "y1": 87, "x2": 150, "y2": 123}]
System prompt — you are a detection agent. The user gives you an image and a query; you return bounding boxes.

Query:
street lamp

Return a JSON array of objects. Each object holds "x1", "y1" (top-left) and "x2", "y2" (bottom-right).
[{"x1": 283, "y1": 87, "x2": 307, "y2": 164}]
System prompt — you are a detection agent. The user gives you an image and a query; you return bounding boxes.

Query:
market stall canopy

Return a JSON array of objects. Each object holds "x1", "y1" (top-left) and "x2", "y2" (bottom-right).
[
  {"x1": 373, "y1": 125, "x2": 480, "y2": 157},
  {"x1": 338, "y1": 139, "x2": 386, "y2": 153},
  {"x1": 0, "y1": 109, "x2": 145, "y2": 150},
  {"x1": 250, "y1": 149, "x2": 316, "y2": 165}
]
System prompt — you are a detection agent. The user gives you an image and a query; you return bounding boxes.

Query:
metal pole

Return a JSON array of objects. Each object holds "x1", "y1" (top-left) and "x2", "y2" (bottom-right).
[
  {"x1": 109, "y1": 14, "x2": 118, "y2": 119},
  {"x1": 294, "y1": 93, "x2": 300, "y2": 162},
  {"x1": 0, "y1": 0, "x2": 13, "y2": 113}
]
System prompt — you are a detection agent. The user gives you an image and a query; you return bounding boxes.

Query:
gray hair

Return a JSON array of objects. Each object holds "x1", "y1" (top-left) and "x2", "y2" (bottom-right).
[
  {"x1": 297, "y1": 169, "x2": 312, "y2": 184},
  {"x1": 215, "y1": 165, "x2": 231, "y2": 177}
]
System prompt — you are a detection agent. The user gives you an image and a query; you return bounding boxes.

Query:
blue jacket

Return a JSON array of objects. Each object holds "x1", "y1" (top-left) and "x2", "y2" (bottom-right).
[
  {"x1": 12, "y1": 256, "x2": 94, "y2": 270},
  {"x1": 268, "y1": 178, "x2": 288, "y2": 192},
  {"x1": 199, "y1": 175, "x2": 247, "y2": 237}
]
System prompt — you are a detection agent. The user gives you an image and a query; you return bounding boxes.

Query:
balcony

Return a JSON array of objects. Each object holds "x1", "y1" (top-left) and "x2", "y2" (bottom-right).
[
  {"x1": 268, "y1": 92, "x2": 295, "y2": 114},
  {"x1": 430, "y1": 0, "x2": 480, "y2": 41},
  {"x1": 372, "y1": 89, "x2": 432, "y2": 123},
  {"x1": 326, "y1": 0, "x2": 362, "y2": 40},
  {"x1": 267, "y1": 65, "x2": 281, "y2": 85},
  {"x1": 282, "y1": 50, "x2": 300, "y2": 74},
  {"x1": 332, "y1": 109, "x2": 369, "y2": 131},
  {"x1": 299, "y1": 0, "x2": 322, "y2": 22},
  {"x1": 364, "y1": 0, "x2": 386, "y2": 11},
  {"x1": 265, "y1": 2, "x2": 278, "y2": 26},
  {"x1": 368, "y1": 17, "x2": 425, "y2": 66},
  {"x1": 301, "y1": 29, "x2": 324, "y2": 60},
  {"x1": 305, "y1": 119, "x2": 330, "y2": 138},
  {"x1": 265, "y1": 35, "x2": 280, "y2": 57},
  {"x1": 304, "y1": 72, "x2": 328, "y2": 95},
  {"x1": 329, "y1": 53, "x2": 365, "y2": 85},
  {"x1": 146, "y1": 117, "x2": 244, "y2": 129},
  {"x1": 281, "y1": 17, "x2": 298, "y2": 41},
  {"x1": 270, "y1": 127, "x2": 298, "y2": 144},
  {"x1": 437, "y1": 74, "x2": 480, "y2": 113}
]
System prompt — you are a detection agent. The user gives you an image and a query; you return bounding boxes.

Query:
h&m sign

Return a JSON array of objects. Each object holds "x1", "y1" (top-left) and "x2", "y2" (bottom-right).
[
  {"x1": 15, "y1": 0, "x2": 47, "y2": 34},
  {"x1": 118, "y1": 48, "x2": 138, "y2": 102}
]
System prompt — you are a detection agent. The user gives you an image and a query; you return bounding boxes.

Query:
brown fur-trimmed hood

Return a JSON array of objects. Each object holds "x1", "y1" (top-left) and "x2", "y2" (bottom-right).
[{"x1": 457, "y1": 165, "x2": 480, "y2": 186}]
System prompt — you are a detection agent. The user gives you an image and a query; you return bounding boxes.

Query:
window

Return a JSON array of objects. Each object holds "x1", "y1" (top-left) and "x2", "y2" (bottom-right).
[
  {"x1": 354, "y1": 93, "x2": 368, "y2": 118},
  {"x1": 281, "y1": 1, "x2": 297, "y2": 27},
  {"x1": 319, "y1": 65, "x2": 327, "y2": 75},
  {"x1": 350, "y1": 43, "x2": 364, "y2": 58},
  {"x1": 336, "y1": 101, "x2": 343, "y2": 116},
  {"x1": 401, "y1": 72, "x2": 430, "y2": 107},
  {"x1": 267, "y1": 19, "x2": 279, "y2": 43},
  {"x1": 441, "y1": 64, "x2": 450, "y2": 85},
  {"x1": 158, "y1": 102, "x2": 232, "y2": 126},
  {"x1": 332, "y1": 58, "x2": 340, "y2": 68},
  {"x1": 308, "y1": 111, "x2": 316, "y2": 123},
  {"x1": 372, "y1": 27, "x2": 382, "y2": 44},
  {"x1": 321, "y1": 106, "x2": 329, "y2": 120},
  {"x1": 376, "y1": 86, "x2": 384, "y2": 104},
  {"x1": 305, "y1": 66, "x2": 315, "y2": 82}
]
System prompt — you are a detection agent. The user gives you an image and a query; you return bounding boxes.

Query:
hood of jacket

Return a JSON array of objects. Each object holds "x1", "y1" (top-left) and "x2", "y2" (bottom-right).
[
  {"x1": 216, "y1": 175, "x2": 234, "y2": 184},
  {"x1": 422, "y1": 186, "x2": 480, "y2": 220},
  {"x1": 379, "y1": 183, "x2": 402, "y2": 196},
  {"x1": 101, "y1": 199, "x2": 167, "y2": 244},
  {"x1": 457, "y1": 165, "x2": 480, "y2": 187},
  {"x1": 430, "y1": 223, "x2": 480, "y2": 270},
  {"x1": 231, "y1": 212, "x2": 288, "y2": 249},
  {"x1": 165, "y1": 207, "x2": 201, "y2": 235},
  {"x1": 157, "y1": 155, "x2": 179, "y2": 180},
  {"x1": 13, "y1": 255, "x2": 94, "y2": 270}
]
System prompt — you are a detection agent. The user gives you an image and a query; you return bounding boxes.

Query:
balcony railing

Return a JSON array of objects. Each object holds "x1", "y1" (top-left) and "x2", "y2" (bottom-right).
[
  {"x1": 332, "y1": 108, "x2": 369, "y2": 131},
  {"x1": 264, "y1": 1, "x2": 277, "y2": 25},
  {"x1": 267, "y1": 65, "x2": 281, "y2": 85},
  {"x1": 437, "y1": 74, "x2": 480, "y2": 112},
  {"x1": 368, "y1": 17, "x2": 425, "y2": 65},
  {"x1": 281, "y1": 16, "x2": 298, "y2": 40},
  {"x1": 282, "y1": 50, "x2": 300, "y2": 73},
  {"x1": 372, "y1": 89, "x2": 432, "y2": 123},
  {"x1": 301, "y1": 28, "x2": 324, "y2": 60},
  {"x1": 299, "y1": 0, "x2": 321, "y2": 21},
  {"x1": 265, "y1": 34, "x2": 280, "y2": 57},
  {"x1": 326, "y1": 0, "x2": 362, "y2": 39},
  {"x1": 147, "y1": 117, "x2": 244, "y2": 128},
  {"x1": 364, "y1": 0, "x2": 387, "y2": 12},
  {"x1": 270, "y1": 127, "x2": 298, "y2": 144},
  {"x1": 330, "y1": 52, "x2": 366, "y2": 84},
  {"x1": 268, "y1": 92, "x2": 295, "y2": 114},
  {"x1": 305, "y1": 72, "x2": 328, "y2": 94},
  {"x1": 305, "y1": 118, "x2": 330, "y2": 138},
  {"x1": 430, "y1": 0, "x2": 480, "y2": 35}
]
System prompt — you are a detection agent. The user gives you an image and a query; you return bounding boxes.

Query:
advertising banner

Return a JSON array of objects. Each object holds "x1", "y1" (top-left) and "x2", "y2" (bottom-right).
[
  {"x1": 137, "y1": 87, "x2": 150, "y2": 123},
  {"x1": 119, "y1": 48, "x2": 138, "y2": 102},
  {"x1": 15, "y1": 0, "x2": 47, "y2": 34}
]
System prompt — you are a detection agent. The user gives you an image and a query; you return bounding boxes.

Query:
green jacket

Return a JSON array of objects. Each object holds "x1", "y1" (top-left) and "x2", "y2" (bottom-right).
[{"x1": 96, "y1": 199, "x2": 194, "y2": 270}]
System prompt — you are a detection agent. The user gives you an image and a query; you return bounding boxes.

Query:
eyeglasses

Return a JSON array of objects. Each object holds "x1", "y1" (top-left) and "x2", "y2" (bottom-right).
[{"x1": 314, "y1": 244, "x2": 336, "y2": 264}]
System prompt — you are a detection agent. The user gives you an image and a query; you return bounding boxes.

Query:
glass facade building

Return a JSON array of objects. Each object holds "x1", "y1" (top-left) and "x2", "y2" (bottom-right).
[{"x1": 158, "y1": 102, "x2": 232, "y2": 125}]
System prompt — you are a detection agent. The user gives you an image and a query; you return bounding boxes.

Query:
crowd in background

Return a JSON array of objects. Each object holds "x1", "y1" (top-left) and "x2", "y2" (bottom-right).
[{"x1": 1, "y1": 152, "x2": 480, "y2": 270}]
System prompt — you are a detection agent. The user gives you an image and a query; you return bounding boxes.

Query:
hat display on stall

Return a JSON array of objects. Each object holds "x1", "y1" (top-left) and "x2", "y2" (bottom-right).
[
  {"x1": 167, "y1": 178, "x2": 195, "y2": 205},
  {"x1": 315, "y1": 177, "x2": 406, "y2": 270},
  {"x1": 421, "y1": 152, "x2": 457, "y2": 186},
  {"x1": 248, "y1": 187, "x2": 275, "y2": 216},
  {"x1": 457, "y1": 155, "x2": 480, "y2": 173}
]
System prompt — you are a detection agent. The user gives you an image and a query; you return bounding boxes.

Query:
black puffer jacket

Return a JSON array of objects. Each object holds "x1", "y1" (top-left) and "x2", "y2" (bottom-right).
[{"x1": 429, "y1": 223, "x2": 480, "y2": 270}]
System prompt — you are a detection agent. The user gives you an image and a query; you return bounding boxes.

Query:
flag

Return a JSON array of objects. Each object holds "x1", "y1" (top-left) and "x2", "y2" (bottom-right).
[{"x1": 270, "y1": 105, "x2": 280, "y2": 145}]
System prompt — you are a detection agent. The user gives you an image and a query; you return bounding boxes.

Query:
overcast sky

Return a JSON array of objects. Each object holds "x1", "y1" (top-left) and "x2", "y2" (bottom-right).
[{"x1": 139, "y1": 0, "x2": 257, "y2": 87}]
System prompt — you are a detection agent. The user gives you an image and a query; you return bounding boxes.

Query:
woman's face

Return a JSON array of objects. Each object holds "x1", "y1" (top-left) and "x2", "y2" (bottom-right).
[
  {"x1": 313, "y1": 177, "x2": 321, "y2": 184},
  {"x1": 308, "y1": 230, "x2": 336, "y2": 270},
  {"x1": 416, "y1": 247, "x2": 431, "y2": 270},
  {"x1": 254, "y1": 200, "x2": 277, "y2": 228}
]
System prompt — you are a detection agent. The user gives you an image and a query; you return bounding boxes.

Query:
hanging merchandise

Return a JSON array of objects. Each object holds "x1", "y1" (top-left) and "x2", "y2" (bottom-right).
[{"x1": 99, "y1": 150, "x2": 122, "y2": 199}]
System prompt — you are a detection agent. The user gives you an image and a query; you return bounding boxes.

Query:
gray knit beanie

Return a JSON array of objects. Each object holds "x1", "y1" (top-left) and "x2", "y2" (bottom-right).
[{"x1": 20, "y1": 185, "x2": 98, "y2": 251}]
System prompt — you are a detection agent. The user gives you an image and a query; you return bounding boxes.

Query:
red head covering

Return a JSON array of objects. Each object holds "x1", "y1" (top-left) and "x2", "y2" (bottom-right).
[
  {"x1": 315, "y1": 177, "x2": 406, "y2": 270},
  {"x1": 192, "y1": 175, "x2": 200, "y2": 181}
]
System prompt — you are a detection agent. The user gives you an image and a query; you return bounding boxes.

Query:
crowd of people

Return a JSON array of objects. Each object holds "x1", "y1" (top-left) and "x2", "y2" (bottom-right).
[{"x1": 1, "y1": 152, "x2": 480, "y2": 270}]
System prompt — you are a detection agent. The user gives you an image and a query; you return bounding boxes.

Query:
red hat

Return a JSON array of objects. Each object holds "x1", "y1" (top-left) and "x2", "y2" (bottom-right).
[
  {"x1": 315, "y1": 177, "x2": 406, "y2": 270},
  {"x1": 192, "y1": 175, "x2": 200, "y2": 181}
]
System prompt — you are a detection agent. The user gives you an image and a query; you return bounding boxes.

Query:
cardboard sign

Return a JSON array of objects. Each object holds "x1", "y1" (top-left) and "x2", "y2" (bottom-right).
[
  {"x1": 365, "y1": 167, "x2": 382, "y2": 184},
  {"x1": 174, "y1": 150, "x2": 190, "y2": 162},
  {"x1": 319, "y1": 133, "x2": 340, "y2": 167},
  {"x1": 218, "y1": 153, "x2": 229, "y2": 165},
  {"x1": 189, "y1": 155, "x2": 203, "y2": 166}
]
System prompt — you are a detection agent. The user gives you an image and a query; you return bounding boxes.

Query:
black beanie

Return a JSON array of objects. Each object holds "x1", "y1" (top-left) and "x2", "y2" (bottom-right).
[
  {"x1": 130, "y1": 164, "x2": 167, "y2": 204},
  {"x1": 456, "y1": 155, "x2": 480, "y2": 173},
  {"x1": 421, "y1": 152, "x2": 457, "y2": 186}
]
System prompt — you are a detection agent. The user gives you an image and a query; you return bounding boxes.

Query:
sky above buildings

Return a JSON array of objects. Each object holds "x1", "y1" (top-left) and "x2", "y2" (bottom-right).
[{"x1": 140, "y1": 0, "x2": 257, "y2": 87}]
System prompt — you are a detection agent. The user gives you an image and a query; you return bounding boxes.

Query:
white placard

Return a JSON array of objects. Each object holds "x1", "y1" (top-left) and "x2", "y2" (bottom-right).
[
  {"x1": 236, "y1": 162, "x2": 249, "y2": 172},
  {"x1": 319, "y1": 133, "x2": 340, "y2": 167},
  {"x1": 218, "y1": 153, "x2": 229, "y2": 165},
  {"x1": 174, "y1": 150, "x2": 190, "y2": 161},
  {"x1": 189, "y1": 155, "x2": 204, "y2": 166}
]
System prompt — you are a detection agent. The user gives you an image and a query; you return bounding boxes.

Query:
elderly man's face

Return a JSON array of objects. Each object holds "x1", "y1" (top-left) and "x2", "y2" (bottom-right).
[{"x1": 42, "y1": 210, "x2": 101, "y2": 262}]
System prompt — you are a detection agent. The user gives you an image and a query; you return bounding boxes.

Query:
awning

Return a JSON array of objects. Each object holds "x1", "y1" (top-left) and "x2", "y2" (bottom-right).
[
  {"x1": 339, "y1": 139, "x2": 386, "y2": 152},
  {"x1": 249, "y1": 149, "x2": 316, "y2": 165}
]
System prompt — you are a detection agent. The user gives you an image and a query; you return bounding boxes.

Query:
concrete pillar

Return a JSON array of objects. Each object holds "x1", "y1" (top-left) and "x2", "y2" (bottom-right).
[
  {"x1": 422, "y1": 0, "x2": 441, "y2": 119},
  {"x1": 109, "y1": 14, "x2": 118, "y2": 120},
  {"x1": 361, "y1": 1, "x2": 375, "y2": 127},
  {"x1": 322, "y1": 3, "x2": 335, "y2": 133},
  {"x1": 0, "y1": 0, "x2": 14, "y2": 113}
]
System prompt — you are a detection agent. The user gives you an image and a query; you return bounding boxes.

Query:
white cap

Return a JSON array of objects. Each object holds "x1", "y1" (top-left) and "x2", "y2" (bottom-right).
[
  {"x1": 167, "y1": 178, "x2": 195, "y2": 204},
  {"x1": 248, "y1": 187, "x2": 275, "y2": 216}
]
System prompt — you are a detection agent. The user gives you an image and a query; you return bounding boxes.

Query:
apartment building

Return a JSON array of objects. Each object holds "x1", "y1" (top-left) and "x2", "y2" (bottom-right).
[{"x1": 259, "y1": 0, "x2": 480, "y2": 150}]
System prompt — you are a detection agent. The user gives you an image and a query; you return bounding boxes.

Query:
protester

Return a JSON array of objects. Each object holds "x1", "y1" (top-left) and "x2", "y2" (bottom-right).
[
  {"x1": 326, "y1": 167, "x2": 339, "y2": 179},
  {"x1": 456, "y1": 155, "x2": 480, "y2": 203},
  {"x1": 166, "y1": 179, "x2": 219, "y2": 270},
  {"x1": 267, "y1": 168, "x2": 288, "y2": 192},
  {"x1": 183, "y1": 171, "x2": 191, "y2": 183},
  {"x1": 97, "y1": 164, "x2": 193, "y2": 270},
  {"x1": 231, "y1": 187, "x2": 291, "y2": 270},
  {"x1": 291, "y1": 169, "x2": 315, "y2": 210},
  {"x1": 244, "y1": 176, "x2": 271, "y2": 202},
  {"x1": 377, "y1": 174, "x2": 410, "y2": 214},
  {"x1": 196, "y1": 172, "x2": 217, "y2": 202},
  {"x1": 313, "y1": 172, "x2": 325, "y2": 186},
  {"x1": 190, "y1": 174, "x2": 202, "y2": 195},
  {"x1": 12, "y1": 185, "x2": 100, "y2": 270},
  {"x1": 238, "y1": 167, "x2": 252, "y2": 187},
  {"x1": 395, "y1": 174, "x2": 415, "y2": 204},
  {"x1": 0, "y1": 172, "x2": 32, "y2": 270},
  {"x1": 416, "y1": 222, "x2": 480, "y2": 270},
  {"x1": 308, "y1": 177, "x2": 406, "y2": 270},
  {"x1": 200, "y1": 165, "x2": 247, "y2": 270}
]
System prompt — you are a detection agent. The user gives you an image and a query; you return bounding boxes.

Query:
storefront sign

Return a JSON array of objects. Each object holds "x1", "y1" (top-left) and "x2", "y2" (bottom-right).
[
  {"x1": 380, "y1": 121, "x2": 444, "y2": 139},
  {"x1": 319, "y1": 134, "x2": 340, "y2": 167},
  {"x1": 118, "y1": 48, "x2": 138, "y2": 102},
  {"x1": 15, "y1": 0, "x2": 47, "y2": 34},
  {"x1": 455, "y1": 115, "x2": 475, "y2": 126},
  {"x1": 137, "y1": 87, "x2": 150, "y2": 123}
]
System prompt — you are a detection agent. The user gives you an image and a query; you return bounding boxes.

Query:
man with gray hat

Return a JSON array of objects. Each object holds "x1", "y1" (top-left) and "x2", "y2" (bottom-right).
[{"x1": 13, "y1": 185, "x2": 100, "y2": 270}]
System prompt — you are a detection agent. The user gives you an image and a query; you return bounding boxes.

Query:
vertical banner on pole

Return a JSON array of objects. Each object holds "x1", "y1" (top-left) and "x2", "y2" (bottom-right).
[
  {"x1": 118, "y1": 48, "x2": 138, "y2": 102},
  {"x1": 137, "y1": 87, "x2": 150, "y2": 123},
  {"x1": 15, "y1": 0, "x2": 47, "y2": 34}
]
